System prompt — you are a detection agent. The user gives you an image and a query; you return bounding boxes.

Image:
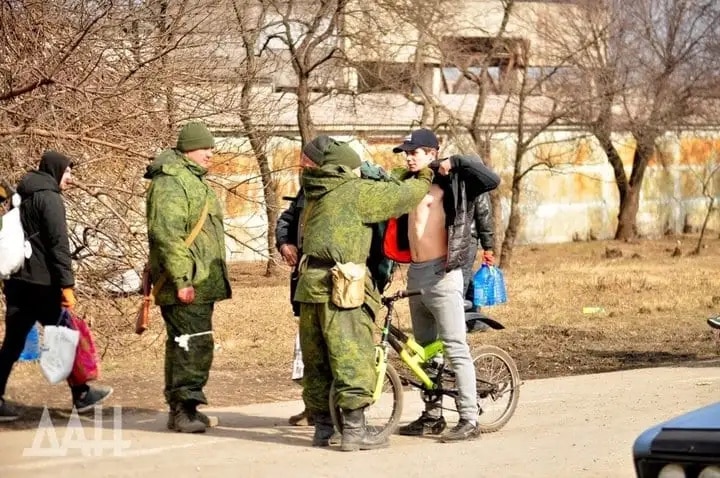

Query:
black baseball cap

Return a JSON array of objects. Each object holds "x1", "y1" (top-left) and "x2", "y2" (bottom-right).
[{"x1": 392, "y1": 128, "x2": 439, "y2": 153}]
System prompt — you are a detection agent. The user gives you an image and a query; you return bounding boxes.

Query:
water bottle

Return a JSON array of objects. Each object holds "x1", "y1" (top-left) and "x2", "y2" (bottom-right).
[
  {"x1": 473, "y1": 264, "x2": 493, "y2": 307},
  {"x1": 18, "y1": 322, "x2": 40, "y2": 362},
  {"x1": 473, "y1": 264, "x2": 508, "y2": 307}
]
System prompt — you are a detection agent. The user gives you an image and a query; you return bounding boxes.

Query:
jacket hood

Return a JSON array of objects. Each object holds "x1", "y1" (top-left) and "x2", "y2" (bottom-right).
[
  {"x1": 300, "y1": 165, "x2": 356, "y2": 201},
  {"x1": 16, "y1": 170, "x2": 60, "y2": 198},
  {"x1": 39, "y1": 150, "x2": 72, "y2": 185},
  {"x1": 144, "y1": 148, "x2": 207, "y2": 179}
]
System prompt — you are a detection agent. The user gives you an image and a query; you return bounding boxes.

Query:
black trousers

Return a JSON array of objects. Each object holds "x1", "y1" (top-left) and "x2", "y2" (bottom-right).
[{"x1": 0, "y1": 280, "x2": 86, "y2": 400}]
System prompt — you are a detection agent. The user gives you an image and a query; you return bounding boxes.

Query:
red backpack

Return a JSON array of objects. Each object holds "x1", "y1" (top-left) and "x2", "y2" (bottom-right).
[{"x1": 382, "y1": 214, "x2": 412, "y2": 263}]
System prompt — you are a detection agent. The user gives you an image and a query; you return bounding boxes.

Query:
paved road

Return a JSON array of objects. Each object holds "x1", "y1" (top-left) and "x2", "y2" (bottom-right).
[{"x1": 1, "y1": 364, "x2": 719, "y2": 478}]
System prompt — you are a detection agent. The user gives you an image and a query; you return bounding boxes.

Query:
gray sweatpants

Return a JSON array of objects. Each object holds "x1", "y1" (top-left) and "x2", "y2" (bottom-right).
[{"x1": 407, "y1": 258, "x2": 478, "y2": 422}]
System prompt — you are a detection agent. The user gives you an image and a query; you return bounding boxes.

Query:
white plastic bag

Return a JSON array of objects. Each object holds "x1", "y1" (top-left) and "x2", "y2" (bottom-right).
[
  {"x1": 0, "y1": 193, "x2": 31, "y2": 279},
  {"x1": 291, "y1": 330, "x2": 304, "y2": 381},
  {"x1": 40, "y1": 325, "x2": 80, "y2": 384}
]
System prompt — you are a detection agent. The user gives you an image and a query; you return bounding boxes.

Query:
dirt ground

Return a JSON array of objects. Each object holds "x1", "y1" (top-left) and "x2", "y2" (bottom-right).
[{"x1": 2, "y1": 234, "x2": 720, "y2": 428}]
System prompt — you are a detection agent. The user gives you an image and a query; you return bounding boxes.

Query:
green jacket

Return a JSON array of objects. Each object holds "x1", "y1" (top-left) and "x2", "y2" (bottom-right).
[
  {"x1": 294, "y1": 164, "x2": 432, "y2": 316},
  {"x1": 144, "y1": 149, "x2": 231, "y2": 306}
]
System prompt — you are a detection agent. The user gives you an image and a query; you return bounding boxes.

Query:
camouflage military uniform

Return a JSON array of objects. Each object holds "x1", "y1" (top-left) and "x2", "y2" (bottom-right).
[
  {"x1": 145, "y1": 148, "x2": 231, "y2": 408},
  {"x1": 295, "y1": 151, "x2": 433, "y2": 414}
]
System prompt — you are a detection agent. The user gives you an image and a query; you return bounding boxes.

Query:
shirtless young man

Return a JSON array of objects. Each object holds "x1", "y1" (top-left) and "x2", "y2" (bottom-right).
[{"x1": 393, "y1": 128, "x2": 501, "y2": 442}]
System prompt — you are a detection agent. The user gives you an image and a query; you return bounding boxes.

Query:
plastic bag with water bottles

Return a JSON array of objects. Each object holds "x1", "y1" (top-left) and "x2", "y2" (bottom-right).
[
  {"x1": 18, "y1": 322, "x2": 40, "y2": 362},
  {"x1": 473, "y1": 264, "x2": 508, "y2": 307}
]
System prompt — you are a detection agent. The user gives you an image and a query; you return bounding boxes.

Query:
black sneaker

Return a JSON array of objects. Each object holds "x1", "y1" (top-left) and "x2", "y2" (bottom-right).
[
  {"x1": 0, "y1": 399, "x2": 19, "y2": 422},
  {"x1": 708, "y1": 316, "x2": 720, "y2": 330},
  {"x1": 398, "y1": 411, "x2": 446, "y2": 436},
  {"x1": 74, "y1": 386, "x2": 113, "y2": 413},
  {"x1": 440, "y1": 419, "x2": 480, "y2": 442}
]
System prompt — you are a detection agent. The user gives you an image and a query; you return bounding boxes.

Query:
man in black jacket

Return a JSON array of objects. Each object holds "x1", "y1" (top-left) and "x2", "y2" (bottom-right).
[
  {"x1": 276, "y1": 189, "x2": 310, "y2": 426},
  {"x1": 392, "y1": 129, "x2": 500, "y2": 442},
  {"x1": 0, "y1": 151, "x2": 112, "y2": 421},
  {"x1": 462, "y1": 189, "x2": 495, "y2": 304}
]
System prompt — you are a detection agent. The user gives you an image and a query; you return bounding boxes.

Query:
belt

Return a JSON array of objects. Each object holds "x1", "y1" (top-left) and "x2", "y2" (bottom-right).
[{"x1": 299, "y1": 255, "x2": 336, "y2": 271}]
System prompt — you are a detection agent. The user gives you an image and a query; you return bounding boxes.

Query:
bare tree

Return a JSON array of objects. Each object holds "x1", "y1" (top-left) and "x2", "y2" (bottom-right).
[
  {"x1": 343, "y1": 0, "x2": 580, "y2": 266},
  {"x1": 546, "y1": 0, "x2": 720, "y2": 240},
  {"x1": 0, "y1": 0, "x2": 260, "y2": 341},
  {"x1": 264, "y1": 0, "x2": 348, "y2": 144},
  {"x1": 230, "y1": 0, "x2": 284, "y2": 275},
  {"x1": 691, "y1": 153, "x2": 720, "y2": 255}
]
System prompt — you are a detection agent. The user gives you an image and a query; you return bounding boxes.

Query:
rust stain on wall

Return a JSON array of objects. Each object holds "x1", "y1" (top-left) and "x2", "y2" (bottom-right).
[
  {"x1": 367, "y1": 147, "x2": 405, "y2": 171},
  {"x1": 535, "y1": 142, "x2": 575, "y2": 167},
  {"x1": 614, "y1": 137, "x2": 636, "y2": 168},
  {"x1": 274, "y1": 146, "x2": 301, "y2": 171},
  {"x1": 225, "y1": 179, "x2": 265, "y2": 217},
  {"x1": 274, "y1": 177, "x2": 299, "y2": 202},
  {"x1": 573, "y1": 173, "x2": 603, "y2": 201},
  {"x1": 680, "y1": 138, "x2": 720, "y2": 165},
  {"x1": 210, "y1": 152, "x2": 259, "y2": 176},
  {"x1": 573, "y1": 139, "x2": 592, "y2": 165}
]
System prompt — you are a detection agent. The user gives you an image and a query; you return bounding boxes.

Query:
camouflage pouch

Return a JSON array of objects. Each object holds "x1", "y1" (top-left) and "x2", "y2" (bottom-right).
[{"x1": 330, "y1": 262, "x2": 366, "y2": 309}]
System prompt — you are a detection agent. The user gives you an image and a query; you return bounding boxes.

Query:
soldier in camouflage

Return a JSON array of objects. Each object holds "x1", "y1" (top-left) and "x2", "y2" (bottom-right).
[
  {"x1": 145, "y1": 122, "x2": 231, "y2": 434},
  {"x1": 277, "y1": 152, "x2": 397, "y2": 428},
  {"x1": 295, "y1": 136, "x2": 433, "y2": 451}
]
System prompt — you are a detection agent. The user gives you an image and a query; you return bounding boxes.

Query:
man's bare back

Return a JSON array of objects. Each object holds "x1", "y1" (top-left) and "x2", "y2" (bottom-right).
[{"x1": 409, "y1": 183, "x2": 447, "y2": 262}]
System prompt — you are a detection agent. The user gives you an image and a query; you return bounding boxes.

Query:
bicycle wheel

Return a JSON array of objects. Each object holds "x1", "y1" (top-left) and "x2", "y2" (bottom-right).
[
  {"x1": 473, "y1": 345, "x2": 520, "y2": 433},
  {"x1": 329, "y1": 362, "x2": 404, "y2": 440}
]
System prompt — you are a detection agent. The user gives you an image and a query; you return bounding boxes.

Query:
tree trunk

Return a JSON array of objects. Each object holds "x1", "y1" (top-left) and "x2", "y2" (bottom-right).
[
  {"x1": 694, "y1": 195, "x2": 715, "y2": 255},
  {"x1": 296, "y1": 75, "x2": 316, "y2": 144},
  {"x1": 615, "y1": 186, "x2": 640, "y2": 240},
  {"x1": 614, "y1": 137, "x2": 654, "y2": 241},
  {"x1": 238, "y1": 30, "x2": 280, "y2": 276},
  {"x1": 499, "y1": 175, "x2": 521, "y2": 268}
]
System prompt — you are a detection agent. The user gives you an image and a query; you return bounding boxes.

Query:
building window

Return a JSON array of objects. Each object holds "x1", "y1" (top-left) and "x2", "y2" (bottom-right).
[
  {"x1": 439, "y1": 36, "x2": 528, "y2": 94},
  {"x1": 355, "y1": 61, "x2": 424, "y2": 94}
]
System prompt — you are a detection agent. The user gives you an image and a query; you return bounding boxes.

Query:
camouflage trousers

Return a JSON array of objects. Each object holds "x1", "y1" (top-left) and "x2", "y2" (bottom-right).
[
  {"x1": 160, "y1": 303, "x2": 214, "y2": 406},
  {"x1": 299, "y1": 302, "x2": 376, "y2": 413}
]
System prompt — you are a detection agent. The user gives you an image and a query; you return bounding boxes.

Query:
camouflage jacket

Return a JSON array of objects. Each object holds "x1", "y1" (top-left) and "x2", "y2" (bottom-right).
[
  {"x1": 144, "y1": 149, "x2": 231, "y2": 306},
  {"x1": 294, "y1": 163, "x2": 432, "y2": 315}
]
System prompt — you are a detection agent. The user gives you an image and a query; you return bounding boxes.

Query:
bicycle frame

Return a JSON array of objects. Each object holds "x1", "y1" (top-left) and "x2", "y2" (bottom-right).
[
  {"x1": 372, "y1": 291, "x2": 444, "y2": 399},
  {"x1": 327, "y1": 289, "x2": 519, "y2": 438}
]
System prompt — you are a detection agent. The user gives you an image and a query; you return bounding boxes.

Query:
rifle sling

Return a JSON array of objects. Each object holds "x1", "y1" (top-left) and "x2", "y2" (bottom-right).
[{"x1": 151, "y1": 199, "x2": 210, "y2": 297}]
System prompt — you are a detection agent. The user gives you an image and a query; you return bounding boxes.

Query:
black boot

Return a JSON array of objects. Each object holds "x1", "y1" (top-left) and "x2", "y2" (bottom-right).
[
  {"x1": 340, "y1": 407, "x2": 389, "y2": 452},
  {"x1": 168, "y1": 403, "x2": 218, "y2": 429},
  {"x1": 311, "y1": 412, "x2": 335, "y2": 447},
  {"x1": 168, "y1": 403, "x2": 206, "y2": 434}
]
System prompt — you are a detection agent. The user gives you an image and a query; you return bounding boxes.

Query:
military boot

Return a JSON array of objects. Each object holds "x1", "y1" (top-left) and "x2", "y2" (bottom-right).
[
  {"x1": 168, "y1": 404, "x2": 206, "y2": 434},
  {"x1": 289, "y1": 409, "x2": 314, "y2": 426},
  {"x1": 340, "y1": 407, "x2": 389, "y2": 452},
  {"x1": 311, "y1": 412, "x2": 335, "y2": 447},
  {"x1": 168, "y1": 405, "x2": 218, "y2": 429}
]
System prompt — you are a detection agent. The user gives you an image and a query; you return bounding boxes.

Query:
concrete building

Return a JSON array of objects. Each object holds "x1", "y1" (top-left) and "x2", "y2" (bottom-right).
[{"x1": 189, "y1": 0, "x2": 720, "y2": 261}]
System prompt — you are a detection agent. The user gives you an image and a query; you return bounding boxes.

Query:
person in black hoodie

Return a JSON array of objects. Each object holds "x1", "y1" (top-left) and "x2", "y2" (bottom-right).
[{"x1": 0, "y1": 151, "x2": 112, "y2": 421}]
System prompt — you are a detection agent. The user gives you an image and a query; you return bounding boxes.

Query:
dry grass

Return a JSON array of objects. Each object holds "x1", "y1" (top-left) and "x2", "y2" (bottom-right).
[{"x1": 3, "y1": 233, "x2": 720, "y2": 420}]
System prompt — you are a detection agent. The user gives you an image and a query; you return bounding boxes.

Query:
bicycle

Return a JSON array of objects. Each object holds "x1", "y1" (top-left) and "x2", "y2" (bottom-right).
[{"x1": 329, "y1": 289, "x2": 520, "y2": 439}]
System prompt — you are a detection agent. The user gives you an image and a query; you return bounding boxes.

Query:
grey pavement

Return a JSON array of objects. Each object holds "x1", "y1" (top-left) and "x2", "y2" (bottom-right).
[{"x1": 0, "y1": 364, "x2": 718, "y2": 478}]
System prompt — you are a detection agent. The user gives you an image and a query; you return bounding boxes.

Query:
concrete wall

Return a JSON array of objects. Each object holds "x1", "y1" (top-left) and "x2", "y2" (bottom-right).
[
  {"x1": 210, "y1": 131, "x2": 720, "y2": 262},
  {"x1": 343, "y1": 0, "x2": 582, "y2": 65}
]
